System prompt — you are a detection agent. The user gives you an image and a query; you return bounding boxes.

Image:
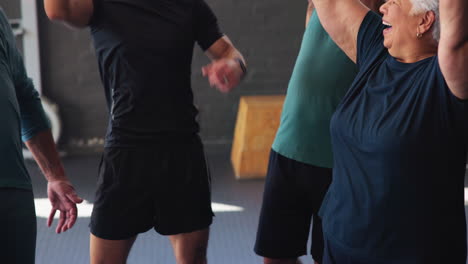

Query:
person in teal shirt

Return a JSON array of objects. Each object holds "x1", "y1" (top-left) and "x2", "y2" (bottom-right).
[
  {"x1": 254, "y1": 1, "x2": 382, "y2": 263},
  {"x1": 0, "y1": 8, "x2": 82, "y2": 263}
]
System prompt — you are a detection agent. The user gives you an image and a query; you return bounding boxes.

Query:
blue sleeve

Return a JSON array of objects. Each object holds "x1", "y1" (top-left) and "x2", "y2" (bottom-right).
[
  {"x1": 1, "y1": 13, "x2": 51, "y2": 141},
  {"x1": 14, "y1": 68, "x2": 51, "y2": 142},
  {"x1": 194, "y1": 0, "x2": 224, "y2": 51},
  {"x1": 356, "y1": 11, "x2": 386, "y2": 69}
]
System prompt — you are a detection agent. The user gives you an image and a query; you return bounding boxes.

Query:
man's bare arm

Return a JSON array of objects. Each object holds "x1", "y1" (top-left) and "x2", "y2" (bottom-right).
[
  {"x1": 25, "y1": 130, "x2": 83, "y2": 233},
  {"x1": 44, "y1": 0, "x2": 94, "y2": 28},
  {"x1": 205, "y1": 36, "x2": 245, "y2": 64},
  {"x1": 25, "y1": 130, "x2": 67, "y2": 182}
]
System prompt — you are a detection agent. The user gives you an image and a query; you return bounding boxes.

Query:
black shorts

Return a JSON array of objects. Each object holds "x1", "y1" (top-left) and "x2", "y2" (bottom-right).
[
  {"x1": 254, "y1": 150, "x2": 332, "y2": 263},
  {"x1": 90, "y1": 135, "x2": 213, "y2": 240}
]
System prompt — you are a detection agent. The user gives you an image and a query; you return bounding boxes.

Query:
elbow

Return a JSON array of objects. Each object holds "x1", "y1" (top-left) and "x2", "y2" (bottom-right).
[
  {"x1": 44, "y1": 0, "x2": 65, "y2": 21},
  {"x1": 44, "y1": 7, "x2": 70, "y2": 22},
  {"x1": 45, "y1": 9, "x2": 89, "y2": 28}
]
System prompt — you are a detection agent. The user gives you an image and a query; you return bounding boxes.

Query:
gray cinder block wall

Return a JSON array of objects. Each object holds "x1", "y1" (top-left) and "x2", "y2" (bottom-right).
[
  {"x1": 2, "y1": 0, "x2": 305, "y2": 153},
  {"x1": 0, "y1": 0, "x2": 20, "y2": 17}
]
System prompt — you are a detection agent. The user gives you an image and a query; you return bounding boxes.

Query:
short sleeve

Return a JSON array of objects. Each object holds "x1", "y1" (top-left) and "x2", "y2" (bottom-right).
[
  {"x1": 194, "y1": 0, "x2": 223, "y2": 51},
  {"x1": 356, "y1": 11, "x2": 386, "y2": 68},
  {"x1": 15, "y1": 76, "x2": 51, "y2": 142}
]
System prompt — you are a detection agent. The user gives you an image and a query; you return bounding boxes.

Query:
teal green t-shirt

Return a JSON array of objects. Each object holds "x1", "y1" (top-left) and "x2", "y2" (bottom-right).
[
  {"x1": 0, "y1": 9, "x2": 50, "y2": 190},
  {"x1": 272, "y1": 11, "x2": 358, "y2": 168}
]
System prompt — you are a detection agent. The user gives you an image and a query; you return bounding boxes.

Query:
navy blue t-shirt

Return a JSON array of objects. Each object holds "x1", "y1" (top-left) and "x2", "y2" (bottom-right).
[
  {"x1": 89, "y1": 0, "x2": 223, "y2": 147},
  {"x1": 320, "y1": 11, "x2": 468, "y2": 263}
]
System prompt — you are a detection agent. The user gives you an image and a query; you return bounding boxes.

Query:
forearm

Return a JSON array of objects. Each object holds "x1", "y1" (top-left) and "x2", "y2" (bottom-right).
[
  {"x1": 219, "y1": 46, "x2": 245, "y2": 67},
  {"x1": 440, "y1": 0, "x2": 468, "y2": 50},
  {"x1": 208, "y1": 37, "x2": 246, "y2": 66},
  {"x1": 25, "y1": 130, "x2": 68, "y2": 182}
]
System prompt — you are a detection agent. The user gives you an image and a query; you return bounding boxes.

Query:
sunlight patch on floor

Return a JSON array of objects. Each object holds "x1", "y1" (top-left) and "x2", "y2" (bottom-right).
[{"x1": 211, "y1": 202, "x2": 244, "y2": 212}]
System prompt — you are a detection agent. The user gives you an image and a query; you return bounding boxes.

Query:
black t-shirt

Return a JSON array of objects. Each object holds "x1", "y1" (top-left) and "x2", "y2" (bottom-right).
[{"x1": 89, "y1": 0, "x2": 223, "y2": 147}]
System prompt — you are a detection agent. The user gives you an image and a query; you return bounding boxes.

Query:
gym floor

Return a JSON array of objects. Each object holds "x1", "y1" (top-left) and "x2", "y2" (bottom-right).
[{"x1": 26, "y1": 145, "x2": 468, "y2": 264}]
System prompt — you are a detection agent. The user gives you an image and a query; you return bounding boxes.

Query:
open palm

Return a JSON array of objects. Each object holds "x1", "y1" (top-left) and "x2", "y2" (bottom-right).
[{"x1": 47, "y1": 180, "x2": 83, "y2": 233}]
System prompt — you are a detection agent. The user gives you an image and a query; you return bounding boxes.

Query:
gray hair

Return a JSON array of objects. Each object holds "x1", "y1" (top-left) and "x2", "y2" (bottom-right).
[{"x1": 409, "y1": 0, "x2": 440, "y2": 42}]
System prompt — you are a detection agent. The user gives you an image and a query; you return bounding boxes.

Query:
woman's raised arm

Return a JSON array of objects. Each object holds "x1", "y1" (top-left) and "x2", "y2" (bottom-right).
[
  {"x1": 438, "y1": 0, "x2": 468, "y2": 99},
  {"x1": 312, "y1": 0, "x2": 371, "y2": 62}
]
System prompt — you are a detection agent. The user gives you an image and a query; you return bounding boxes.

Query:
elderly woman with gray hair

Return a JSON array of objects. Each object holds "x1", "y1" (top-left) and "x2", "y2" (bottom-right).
[{"x1": 309, "y1": 0, "x2": 468, "y2": 263}]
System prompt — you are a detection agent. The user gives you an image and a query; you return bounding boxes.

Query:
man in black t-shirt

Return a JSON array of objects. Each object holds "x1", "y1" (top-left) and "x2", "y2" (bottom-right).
[{"x1": 44, "y1": 0, "x2": 246, "y2": 263}]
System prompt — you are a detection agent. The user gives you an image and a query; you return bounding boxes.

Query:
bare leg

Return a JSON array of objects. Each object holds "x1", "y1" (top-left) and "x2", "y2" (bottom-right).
[
  {"x1": 169, "y1": 228, "x2": 210, "y2": 264},
  {"x1": 90, "y1": 233, "x2": 137, "y2": 264}
]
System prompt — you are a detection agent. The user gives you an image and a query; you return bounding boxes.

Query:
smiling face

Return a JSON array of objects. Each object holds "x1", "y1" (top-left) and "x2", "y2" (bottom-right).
[{"x1": 379, "y1": 0, "x2": 422, "y2": 54}]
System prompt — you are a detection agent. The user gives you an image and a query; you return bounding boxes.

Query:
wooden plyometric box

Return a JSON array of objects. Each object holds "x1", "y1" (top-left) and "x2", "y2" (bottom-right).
[{"x1": 231, "y1": 95, "x2": 285, "y2": 179}]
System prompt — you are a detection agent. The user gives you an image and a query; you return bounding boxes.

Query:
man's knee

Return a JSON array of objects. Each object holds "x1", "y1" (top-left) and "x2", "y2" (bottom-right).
[
  {"x1": 170, "y1": 228, "x2": 209, "y2": 264},
  {"x1": 90, "y1": 234, "x2": 137, "y2": 264},
  {"x1": 175, "y1": 245, "x2": 207, "y2": 264}
]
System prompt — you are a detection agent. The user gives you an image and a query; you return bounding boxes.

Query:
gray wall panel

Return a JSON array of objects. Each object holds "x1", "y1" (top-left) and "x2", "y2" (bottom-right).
[
  {"x1": 1, "y1": 1, "x2": 23, "y2": 51},
  {"x1": 0, "y1": 0, "x2": 21, "y2": 18}
]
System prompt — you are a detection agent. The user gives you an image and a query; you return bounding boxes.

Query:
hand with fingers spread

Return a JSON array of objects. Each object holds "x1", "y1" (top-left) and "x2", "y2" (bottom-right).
[
  {"x1": 202, "y1": 58, "x2": 245, "y2": 93},
  {"x1": 47, "y1": 180, "x2": 83, "y2": 233}
]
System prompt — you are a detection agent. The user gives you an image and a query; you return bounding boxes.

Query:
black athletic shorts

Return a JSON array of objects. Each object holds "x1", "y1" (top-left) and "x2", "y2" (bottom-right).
[
  {"x1": 255, "y1": 150, "x2": 332, "y2": 263},
  {"x1": 90, "y1": 135, "x2": 213, "y2": 240}
]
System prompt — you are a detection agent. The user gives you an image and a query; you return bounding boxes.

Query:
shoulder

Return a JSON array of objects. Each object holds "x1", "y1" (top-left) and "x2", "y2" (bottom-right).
[
  {"x1": 0, "y1": 9, "x2": 15, "y2": 50},
  {"x1": 0, "y1": 8, "x2": 7, "y2": 22}
]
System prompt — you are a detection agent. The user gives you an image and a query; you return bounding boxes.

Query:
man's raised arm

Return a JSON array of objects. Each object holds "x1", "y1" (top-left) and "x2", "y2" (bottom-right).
[{"x1": 44, "y1": 0, "x2": 94, "y2": 28}]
